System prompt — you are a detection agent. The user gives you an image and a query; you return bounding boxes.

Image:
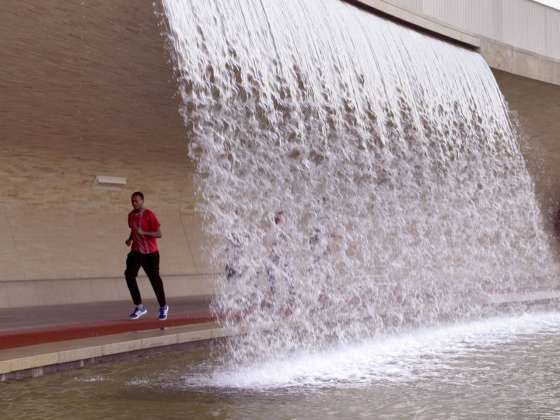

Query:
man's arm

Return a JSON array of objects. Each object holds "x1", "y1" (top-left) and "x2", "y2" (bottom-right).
[
  {"x1": 125, "y1": 229, "x2": 133, "y2": 246},
  {"x1": 136, "y1": 227, "x2": 162, "y2": 238}
]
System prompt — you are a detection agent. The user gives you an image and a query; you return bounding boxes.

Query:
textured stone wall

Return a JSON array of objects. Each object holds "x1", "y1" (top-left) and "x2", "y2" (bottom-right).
[
  {"x1": 0, "y1": 0, "x2": 215, "y2": 307},
  {"x1": 1, "y1": 1, "x2": 559, "y2": 308}
]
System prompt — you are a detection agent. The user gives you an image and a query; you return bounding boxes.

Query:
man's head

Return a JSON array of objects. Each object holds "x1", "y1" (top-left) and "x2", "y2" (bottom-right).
[
  {"x1": 274, "y1": 210, "x2": 285, "y2": 225},
  {"x1": 131, "y1": 191, "x2": 144, "y2": 211}
]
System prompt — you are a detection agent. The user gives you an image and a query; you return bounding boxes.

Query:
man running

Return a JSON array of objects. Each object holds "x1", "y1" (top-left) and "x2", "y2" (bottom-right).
[{"x1": 125, "y1": 191, "x2": 169, "y2": 320}]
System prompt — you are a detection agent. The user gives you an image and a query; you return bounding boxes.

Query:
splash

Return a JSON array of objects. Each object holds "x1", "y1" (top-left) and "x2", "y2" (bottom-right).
[
  {"x1": 179, "y1": 311, "x2": 560, "y2": 389},
  {"x1": 162, "y1": 0, "x2": 559, "y2": 363}
]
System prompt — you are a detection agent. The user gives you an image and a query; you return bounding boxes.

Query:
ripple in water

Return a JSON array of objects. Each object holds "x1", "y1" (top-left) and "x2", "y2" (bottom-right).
[{"x1": 162, "y1": 0, "x2": 560, "y2": 364}]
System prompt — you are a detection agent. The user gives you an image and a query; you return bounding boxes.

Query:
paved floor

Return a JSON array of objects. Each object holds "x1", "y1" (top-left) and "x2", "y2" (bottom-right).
[
  {"x1": 0, "y1": 321, "x2": 225, "y2": 380},
  {"x1": 0, "y1": 296, "x2": 211, "y2": 333},
  {"x1": 0, "y1": 297, "x2": 213, "y2": 350}
]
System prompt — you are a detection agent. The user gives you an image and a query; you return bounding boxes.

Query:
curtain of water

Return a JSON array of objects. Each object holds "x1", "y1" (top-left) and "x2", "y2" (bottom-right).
[{"x1": 162, "y1": 0, "x2": 559, "y2": 363}]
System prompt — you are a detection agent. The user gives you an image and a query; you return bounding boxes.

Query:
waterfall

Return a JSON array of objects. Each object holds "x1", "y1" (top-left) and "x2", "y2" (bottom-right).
[{"x1": 162, "y1": 0, "x2": 559, "y2": 363}]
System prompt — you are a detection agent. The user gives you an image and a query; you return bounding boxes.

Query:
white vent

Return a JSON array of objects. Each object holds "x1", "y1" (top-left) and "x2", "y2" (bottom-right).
[{"x1": 95, "y1": 175, "x2": 127, "y2": 186}]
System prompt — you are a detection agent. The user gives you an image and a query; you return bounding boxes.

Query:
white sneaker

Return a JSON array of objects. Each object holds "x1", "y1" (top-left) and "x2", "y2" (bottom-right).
[
  {"x1": 158, "y1": 305, "x2": 169, "y2": 321},
  {"x1": 129, "y1": 306, "x2": 147, "y2": 320}
]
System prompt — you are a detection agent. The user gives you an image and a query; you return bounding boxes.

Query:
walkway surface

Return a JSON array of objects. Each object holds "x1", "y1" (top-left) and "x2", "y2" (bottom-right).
[{"x1": 0, "y1": 296, "x2": 213, "y2": 350}]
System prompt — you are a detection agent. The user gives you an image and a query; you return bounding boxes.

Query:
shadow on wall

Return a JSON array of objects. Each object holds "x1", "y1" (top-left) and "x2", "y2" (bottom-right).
[{"x1": 494, "y1": 70, "x2": 560, "y2": 242}]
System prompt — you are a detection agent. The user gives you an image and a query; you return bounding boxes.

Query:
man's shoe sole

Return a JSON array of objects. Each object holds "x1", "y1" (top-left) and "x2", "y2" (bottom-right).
[{"x1": 129, "y1": 310, "x2": 147, "y2": 320}]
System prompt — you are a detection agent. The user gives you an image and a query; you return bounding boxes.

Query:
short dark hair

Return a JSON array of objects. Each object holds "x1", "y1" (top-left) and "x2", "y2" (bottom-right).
[{"x1": 131, "y1": 191, "x2": 144, "y2": 200}]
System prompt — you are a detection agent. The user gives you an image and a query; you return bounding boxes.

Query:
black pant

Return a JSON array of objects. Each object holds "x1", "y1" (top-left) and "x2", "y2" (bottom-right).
[{"x1": 125, "y1": 251, "x2": 167, "y2": 307}]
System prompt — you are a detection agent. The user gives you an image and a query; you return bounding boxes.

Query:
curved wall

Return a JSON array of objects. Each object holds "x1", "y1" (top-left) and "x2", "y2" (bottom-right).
[{"x1": 354, "y1": 0, "x2": 560, "y2": 85}]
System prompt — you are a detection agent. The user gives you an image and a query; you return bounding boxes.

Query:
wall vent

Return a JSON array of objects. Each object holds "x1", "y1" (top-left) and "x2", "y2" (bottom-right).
[{"x1": 95, "y1": 175, "x2": 127, "y2": 187}]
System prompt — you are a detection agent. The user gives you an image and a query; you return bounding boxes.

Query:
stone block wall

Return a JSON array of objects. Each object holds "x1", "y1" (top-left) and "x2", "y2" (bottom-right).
[
  {"x1": 2, "y1": 0, "x2": 560, "y2": 308},
  {"x1": 0, "y1": 0, "x2": 215, "y2": 307}
]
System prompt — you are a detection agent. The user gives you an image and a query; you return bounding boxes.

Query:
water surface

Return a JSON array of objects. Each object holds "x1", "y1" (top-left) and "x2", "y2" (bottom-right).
[{"x1": 2, "y1": 312, "x2": 560, "y2": 419}]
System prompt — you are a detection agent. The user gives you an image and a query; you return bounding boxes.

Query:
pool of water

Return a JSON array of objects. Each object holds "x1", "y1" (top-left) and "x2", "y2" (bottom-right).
[{"x1": 2, "y1": 312, "x2": 560, "y2": 419}]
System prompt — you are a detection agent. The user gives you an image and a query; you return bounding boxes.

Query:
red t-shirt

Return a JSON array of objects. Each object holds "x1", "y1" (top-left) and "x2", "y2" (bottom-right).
[{"x1": 128, "y1": 208, "x2": 160, "y2": 254}]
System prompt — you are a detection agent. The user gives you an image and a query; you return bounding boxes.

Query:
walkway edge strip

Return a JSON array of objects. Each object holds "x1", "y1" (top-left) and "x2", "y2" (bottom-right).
[
  {"x1": 0, "y1": 312, "x2": 215, "y2": 350},
  {"x1": 0, "y1": 324, "x2": 230, "y2": 376}
]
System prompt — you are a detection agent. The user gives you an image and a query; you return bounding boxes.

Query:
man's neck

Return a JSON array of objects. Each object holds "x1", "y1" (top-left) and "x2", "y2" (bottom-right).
[{"x1": 133, "y1": 207, "x2": 144, "y2": 213}]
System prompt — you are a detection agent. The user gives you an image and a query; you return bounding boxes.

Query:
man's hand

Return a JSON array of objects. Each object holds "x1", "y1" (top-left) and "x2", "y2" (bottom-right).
[
  {"x1": 136, "y1": 227, "x2": 145, "y2": 236},
  {"x1": 125, "y1": 238, "x2": 133, "y2": 247}
]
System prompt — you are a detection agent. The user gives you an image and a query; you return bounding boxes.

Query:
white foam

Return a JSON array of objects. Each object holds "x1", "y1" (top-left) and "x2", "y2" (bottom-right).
[
  {"x1": 163, "y1": 0, "x2": 560, "y2": 362},
  {"x1": 182, "y1": 312, "x2": 560, "y2": 390},
  {"x1": 76, "y1": 375, "x2": 106, "y2": 383}
]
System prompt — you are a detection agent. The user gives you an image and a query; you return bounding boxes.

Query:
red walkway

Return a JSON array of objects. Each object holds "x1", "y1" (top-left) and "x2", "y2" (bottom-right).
[{"x1": 0, "y1": 297, "x2": 214, "y2": 350}]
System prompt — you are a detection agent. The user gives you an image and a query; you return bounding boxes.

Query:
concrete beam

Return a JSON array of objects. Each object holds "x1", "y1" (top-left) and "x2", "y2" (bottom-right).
[
  {"x1": 350, "y1": 0, "x2": 560, "y2": 86},
  {"x1": 482, "y1": 38, "x2": 560, "y2": 86},
  {"x1": 347, "y1": 0, "x2": 481, "y2": 48}
]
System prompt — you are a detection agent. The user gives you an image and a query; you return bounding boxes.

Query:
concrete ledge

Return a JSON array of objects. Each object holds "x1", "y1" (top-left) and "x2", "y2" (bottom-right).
[
  {"x1": 0, "y1": 322, "x2": 229, "y2": 381},
  {"x1": 350, "y1": 0, "x2": 560, "y2": 86},
  {"x1": 349, "y1": 0, "x2": 480, "y2": 48},
  {"x1": 489, "y1": 289, "x2": 560, "y2": 305},
  {"x1": 481, "y1": 37, "x2": 560, "y2": 86}
]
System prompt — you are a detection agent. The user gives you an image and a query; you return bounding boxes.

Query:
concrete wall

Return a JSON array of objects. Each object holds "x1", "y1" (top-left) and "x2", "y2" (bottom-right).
[
  {"x1": 1, "y1": 0, "x2": 559, "y2": 308},
  {"x1": 0, "y1": 0, "x2": 215, "y2": 308},
  {"x1": 493, "y1": 69, "x2": 560, "y2": 229},
  {"x1": 354, "y1": 0, "x2": 560, "y2": 85}
]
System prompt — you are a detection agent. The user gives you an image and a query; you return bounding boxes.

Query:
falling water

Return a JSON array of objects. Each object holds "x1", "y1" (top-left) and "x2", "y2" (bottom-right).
[{"x1": 162, "y1": 0, "x2": 559, "y2": 363}]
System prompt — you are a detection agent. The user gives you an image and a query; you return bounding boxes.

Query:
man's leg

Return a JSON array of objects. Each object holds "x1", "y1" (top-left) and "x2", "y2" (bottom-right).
[
  {"x1": 142, "y1": 252, "x2": 167, "y2": 307},
  {"x1": 125, "y1": 251, "x2": 143, "y2": 305}
]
